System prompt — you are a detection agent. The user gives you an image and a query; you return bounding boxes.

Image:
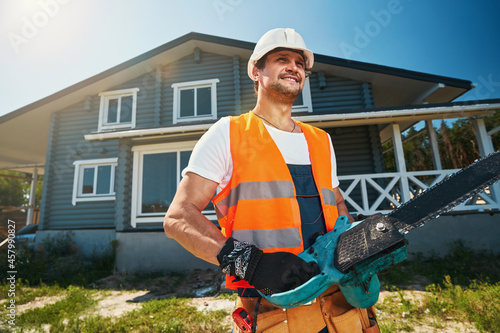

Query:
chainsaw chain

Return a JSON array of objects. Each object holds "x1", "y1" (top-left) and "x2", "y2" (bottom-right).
[{"x1": 389, "y1": 151, "x2": 500, "y2": 235}]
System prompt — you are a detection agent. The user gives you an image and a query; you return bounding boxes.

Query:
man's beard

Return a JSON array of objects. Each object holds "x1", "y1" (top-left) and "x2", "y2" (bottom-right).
[{"x1": 268, "y1": 79, "x2": 302, "y2": 104}]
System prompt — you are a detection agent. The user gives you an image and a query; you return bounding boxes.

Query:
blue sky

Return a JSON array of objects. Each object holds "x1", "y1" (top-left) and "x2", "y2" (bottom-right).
[{"x1": 1, "y1": 0, "x2": 499, "y2": 118}]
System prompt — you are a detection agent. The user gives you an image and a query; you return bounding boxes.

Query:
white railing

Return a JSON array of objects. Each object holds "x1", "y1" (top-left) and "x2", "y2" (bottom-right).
[{"x1": 338, "y1": 169, "x2": 500, "y2": 216}]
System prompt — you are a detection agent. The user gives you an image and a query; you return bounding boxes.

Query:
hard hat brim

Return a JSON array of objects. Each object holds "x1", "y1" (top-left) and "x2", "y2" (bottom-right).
[{"x1": 247, "y1": 46, "x2": 314, "y2": 80}]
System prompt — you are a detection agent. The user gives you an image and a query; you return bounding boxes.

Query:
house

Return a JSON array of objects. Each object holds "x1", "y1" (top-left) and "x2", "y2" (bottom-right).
[{"x1": 0, "y1": 32, "x2": 498, "y2": 273}]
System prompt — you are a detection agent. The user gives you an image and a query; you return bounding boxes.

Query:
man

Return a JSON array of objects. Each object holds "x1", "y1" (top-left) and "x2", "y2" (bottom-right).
[{"x1": 164, "y1": 28, "x2": 379, "y2": 333}]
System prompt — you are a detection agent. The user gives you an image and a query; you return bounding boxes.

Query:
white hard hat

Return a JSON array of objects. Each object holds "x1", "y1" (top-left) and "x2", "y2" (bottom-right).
[{"x1": 247, "y1": 28, "x2": 314, "y2": 79}]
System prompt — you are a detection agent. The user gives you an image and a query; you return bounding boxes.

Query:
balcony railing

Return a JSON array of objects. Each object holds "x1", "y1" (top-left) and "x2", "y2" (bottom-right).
[{"x1": 338, "y1": 169, "x2": 500, "y2": 216}]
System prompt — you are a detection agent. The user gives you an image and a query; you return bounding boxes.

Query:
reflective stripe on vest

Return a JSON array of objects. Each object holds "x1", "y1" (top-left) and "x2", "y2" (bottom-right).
[
  {"x1": 321, "y1": 188, "x2": 337, "y2": 207},
  {"x1": 216, "y1": 180, "x2": 294, "y2": 219},
  {"x1": 232, "y1": 228, "x2": 301, "y2": 249}
]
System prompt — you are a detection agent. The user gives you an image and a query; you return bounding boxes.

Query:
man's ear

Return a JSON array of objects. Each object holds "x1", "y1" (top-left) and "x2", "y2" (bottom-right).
[{"x1": 252, "y1": 67, "x2": 260, "y2": 81}]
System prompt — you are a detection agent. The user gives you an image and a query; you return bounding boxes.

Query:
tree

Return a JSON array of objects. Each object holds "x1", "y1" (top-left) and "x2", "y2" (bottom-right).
[
  {"x1": 485, "y1": 110, "x2": 500, "y2": 150},
  {"x1": 383, "y1": 110, "x2": 499, "y2": 172},
  {"x1": 0, "y1": 170, "x2": 43, "y2": 208},
  {"x1": 0, "y1": 170, "x2": 26, "y2": 207},
  {"x1": 440, "y1": 119, "x2": 480, "y2": 169}
]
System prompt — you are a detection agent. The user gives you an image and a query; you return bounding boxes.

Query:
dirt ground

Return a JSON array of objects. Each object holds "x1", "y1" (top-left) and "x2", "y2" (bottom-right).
[{"x1": 17, "y1": 270, "x2": 479, "y2": 333}]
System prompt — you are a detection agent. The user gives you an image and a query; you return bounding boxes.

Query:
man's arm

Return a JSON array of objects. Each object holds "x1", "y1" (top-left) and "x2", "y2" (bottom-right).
[
  {"x1": 163, "y1": 172, "x2": 227, "y2": 265},
  {"x1": 333, "y1": 187, "x2": 355, "y2": 222},
  {"x1": 165, "y1": 172, "x2": 320, "y2": 294}
]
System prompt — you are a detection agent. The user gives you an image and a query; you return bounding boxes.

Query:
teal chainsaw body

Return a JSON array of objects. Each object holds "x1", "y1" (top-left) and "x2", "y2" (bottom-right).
[
  {"x1": 259, "y1": 215, "x2": 408, "y2": 309},
  {"x1": 259, "y1": 151, "x2": 500, "y2": 309}
]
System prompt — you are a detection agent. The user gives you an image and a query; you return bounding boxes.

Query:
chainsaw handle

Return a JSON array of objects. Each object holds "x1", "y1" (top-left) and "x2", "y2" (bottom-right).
[
  {"x1": 259, "y1": 216, "x2": 350, "y2": 308},
  {"x1": 259, "y1": 216, "x2": 386, "y2": 309}
]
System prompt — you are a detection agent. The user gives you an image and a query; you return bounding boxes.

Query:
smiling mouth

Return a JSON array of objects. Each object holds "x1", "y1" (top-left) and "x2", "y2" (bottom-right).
[{"x1": 281, "y1": 76, "x2": 300, "y2": 83}]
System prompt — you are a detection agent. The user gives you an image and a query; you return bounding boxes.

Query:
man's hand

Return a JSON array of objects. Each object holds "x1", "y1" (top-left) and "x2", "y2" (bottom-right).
[{"x1": 217, "y1": 237, "x2": 320, "y2": 295}]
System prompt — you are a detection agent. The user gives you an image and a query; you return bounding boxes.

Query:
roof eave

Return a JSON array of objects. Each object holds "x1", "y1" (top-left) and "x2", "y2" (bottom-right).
[{"x1": 314, "y1": 54, "x2": 473, "y2": 90}]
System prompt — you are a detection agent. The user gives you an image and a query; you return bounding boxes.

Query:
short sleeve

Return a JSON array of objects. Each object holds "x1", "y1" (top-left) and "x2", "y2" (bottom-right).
[{"x1": 182, "y1": 117, "x2": 232, "y2": 186}]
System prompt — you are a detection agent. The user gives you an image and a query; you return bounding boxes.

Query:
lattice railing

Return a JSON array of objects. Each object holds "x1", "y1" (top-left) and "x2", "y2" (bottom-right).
[{"x1": 338, "y1": 170, "x2": 500, "y2": 216}]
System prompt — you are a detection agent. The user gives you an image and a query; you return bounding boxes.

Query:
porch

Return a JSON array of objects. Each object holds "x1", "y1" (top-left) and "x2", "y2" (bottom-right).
[
  {"x1": 339, "y1": 167, "x2": 500, "y2": 217},
  {"x1": 339, "y1": 116, "x2": 500, "y2": 217}
]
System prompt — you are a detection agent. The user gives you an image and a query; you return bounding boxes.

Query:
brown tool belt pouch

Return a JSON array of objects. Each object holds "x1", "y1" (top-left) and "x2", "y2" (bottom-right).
[
  {"x1": 320, "y1": 286, "x2": 379, "y2": 333},
  {"x1": 233, "y1": 285, "x2": 379, "y2": 333}
]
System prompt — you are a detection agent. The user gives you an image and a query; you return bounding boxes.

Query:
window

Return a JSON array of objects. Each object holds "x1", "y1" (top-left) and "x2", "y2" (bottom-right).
[
  {"x1": 131, "y1": 142, "x2": 215, "y2": 227},
  {"x1": 172, "y1": 79, "x2": 219, "y2": 124},
  {"x1": 98, "y1": 88, "x2": 139, "y2": 131},
  {"x1": 292, "y1": 77, "x2": 313, "y2": 113},
  {"x1": 72, "y1": 158, "x2": 117, "y2": 205}
]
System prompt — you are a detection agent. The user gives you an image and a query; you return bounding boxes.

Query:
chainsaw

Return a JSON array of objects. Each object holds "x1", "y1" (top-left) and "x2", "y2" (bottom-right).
[{"x1": 259, "y1": 150, "x2": 500, "y2": 309}]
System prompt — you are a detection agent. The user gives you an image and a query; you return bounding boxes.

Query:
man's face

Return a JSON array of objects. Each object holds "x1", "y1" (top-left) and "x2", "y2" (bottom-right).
[{"x1": 256, "y1": 49, "x2": 306, "y2": 102}]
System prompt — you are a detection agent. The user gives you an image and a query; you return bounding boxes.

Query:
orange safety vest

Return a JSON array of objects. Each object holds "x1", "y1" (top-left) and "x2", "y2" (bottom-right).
[{"x1": 213, "y1": 112, "x2": 339, "y2": 289}]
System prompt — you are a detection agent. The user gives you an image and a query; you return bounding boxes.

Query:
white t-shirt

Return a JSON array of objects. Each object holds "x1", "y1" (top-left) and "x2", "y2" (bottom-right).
[{"x1": 182, "y1": 116, "x2": 340, "y2": 190}]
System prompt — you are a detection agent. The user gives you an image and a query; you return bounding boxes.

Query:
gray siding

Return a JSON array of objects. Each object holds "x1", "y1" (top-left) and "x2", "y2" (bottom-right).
[
  {"x1": 309, "y1": 72, "x2": 370, "y2": 112},
  {"x1": 329, "y1": 125, "x2": 384, "y2": 176},
  {"x1": 115, "y1": 139, "x2": 133, "y2": 231},
  {"x1": 160, "y1": 51, "x2": 237, "y2": 125},
  {"x1": 40, "y1": 100, "x2": 119, "y2": 230},
  {"x1": 240, "y1": 57, "x2": 258, "y2": 113},
  {"x1": 38, "y1": 113, "x2": 58, "y2": 231}
]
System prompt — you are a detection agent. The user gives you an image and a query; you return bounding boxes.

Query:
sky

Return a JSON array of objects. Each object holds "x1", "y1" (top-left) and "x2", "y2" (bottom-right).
[{"x1": 1, "y1": 0, "x2": 500, "y2": 118}]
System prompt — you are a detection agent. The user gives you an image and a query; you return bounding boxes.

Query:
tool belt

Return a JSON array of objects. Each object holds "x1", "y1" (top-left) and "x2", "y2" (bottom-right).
[{"x1": 233, "y1": 285, "x2": 379, "y2": 333}]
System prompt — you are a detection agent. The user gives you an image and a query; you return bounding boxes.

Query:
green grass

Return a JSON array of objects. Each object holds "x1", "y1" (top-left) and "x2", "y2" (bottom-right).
[
  {"x1": 376, "y1": 277, "x2": 500, "y2": 332},
  {"x1": 15, "y1": 286, "x2": 98, "y2": 328},
  {"x1": 0, "y1": 280, "x2": 65, "y2": 306},
  {"x1": 1, "y1": 237, "x2": 499, "y2": 332},
  {"x1": 427, "y1": 277, "x2": 500, "y2": 332},
  {"x1": 379, "y1": 240, "x2": 500, "y2": 288},
  {"x1": 8, "y1": 297, "x2": 231, "y2": 333},
  {"x1": 376, "y1": 241, "x2": 500, "y2": 332}
]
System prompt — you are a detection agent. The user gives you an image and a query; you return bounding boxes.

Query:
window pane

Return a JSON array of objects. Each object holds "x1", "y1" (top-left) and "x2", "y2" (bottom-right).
[
  {"x1": 142, "y1": 152, "x2": 177, "y2": 214},
  {"x1": 82, "y1": 167, "x2": 95, "y2": 194},
  {"x1": 96, "y1": 165, "x2": 112, "y2": 194},
  {"x1": 120, "y1": 96, "x2": 133, "y2": 123},
  {"x1": 197, "y1": 87, "x2": 212, "y2": 116},
  {"x1": 107, "y1": 98, "x2": 119, "y2": 123},
  {"x1": 180, "y1": 151, "x2": 191, "y2": 175},
  {"x1": 180, "y1": 89, "x2": 195, "y2": 117},
  {"x1": 293, "y1": 93, "x2": 304, "y2": 107}
]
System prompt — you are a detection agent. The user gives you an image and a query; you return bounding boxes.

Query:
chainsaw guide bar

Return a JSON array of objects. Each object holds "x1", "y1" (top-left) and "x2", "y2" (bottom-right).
[{"x1": 334, "y1": 150, "x2": 500, "y2": 273}]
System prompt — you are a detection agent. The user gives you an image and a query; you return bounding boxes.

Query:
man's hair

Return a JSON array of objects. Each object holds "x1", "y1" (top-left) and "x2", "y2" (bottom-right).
[{"x1": 252, "y1": 47, "x2": 311, "y2": 97}]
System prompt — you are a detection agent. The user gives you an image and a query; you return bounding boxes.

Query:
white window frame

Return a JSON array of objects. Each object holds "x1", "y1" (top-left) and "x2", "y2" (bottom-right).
[
  {"x1": 131, "y1": 141, "x2": 215, "y2": 227},
  {"x1": 72, "y1": 158, "x2": 118, "y2": 206},
  {"x1": 171, "y1": 79, "x2": 219, "y2": 124},
  {"x1": 292, "y1": 77, "x2": 313, "y2": 113},
  {"x1": 98, "y1": 88, "x2": 139, "y2": 131}
]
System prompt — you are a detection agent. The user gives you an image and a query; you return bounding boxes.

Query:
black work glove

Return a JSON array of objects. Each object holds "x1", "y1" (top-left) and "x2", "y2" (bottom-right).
[{"x1": 217, "y1": 237, "x2": 320, "y2": 295}]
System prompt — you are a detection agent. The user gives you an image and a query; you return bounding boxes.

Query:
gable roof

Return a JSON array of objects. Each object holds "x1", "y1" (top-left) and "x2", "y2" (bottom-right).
[
  {"x1": 0, "y1": 32, "x2": 476, "y2": 173},
  {"x1": 0, "y1": 32, "x2": 474, "y2": 124}
]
